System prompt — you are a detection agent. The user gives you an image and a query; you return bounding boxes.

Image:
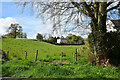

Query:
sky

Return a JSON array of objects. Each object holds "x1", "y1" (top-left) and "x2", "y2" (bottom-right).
[
  {"x1": 0, "y1": 1, "x2": 119, "y2": 39},
  {"x1": 0, "y1": 2, "x2": 55, "y2": 39},
  {"x1": 0, "y1": 2, "x2": 92, "y2": 39}
]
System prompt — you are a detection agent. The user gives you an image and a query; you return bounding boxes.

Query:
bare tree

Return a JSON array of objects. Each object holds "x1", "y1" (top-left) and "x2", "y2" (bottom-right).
[{"x1": 17, "y1": 0, "x2": 120, "y2": 64}]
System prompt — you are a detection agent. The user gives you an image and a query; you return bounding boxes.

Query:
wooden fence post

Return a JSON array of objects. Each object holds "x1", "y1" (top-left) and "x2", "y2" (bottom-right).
[
  {"x1": 75, "y1": 49, "x2": 77, "y2": 62},
  {"x1": 7, "y1": 51, "x2": 9, "y2": 59},
  {"x1": 25, "y1": 51, "x2": 27, "y2": 59},
  {"x1": 13, "y1": 52, "x2": 14, "y2": 56},
  {"x1": 35, "y1": 50, "x2": 38, "y2": 62},
  {"x1": 77, "y1": 48, "x2": 79, "y2": 56},
  {"x1": 60, "y1": 52, "x2": 63, "y2": 63},
  {"x1": 73, "y1": 53, "x2": 75, "y2": 61}
]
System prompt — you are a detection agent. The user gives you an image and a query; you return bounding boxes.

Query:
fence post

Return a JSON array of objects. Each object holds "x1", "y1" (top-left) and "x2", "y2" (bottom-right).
[
  {"x1": 77, "y1": 48, "x2": 79, "y2": 56},
  {"x1": 35, "y1": 50, "x2": 38, "y2": 62},
  {"x1": 7, "y1": 51, "x2": 9, "y2": 59},
  {"x1": 73, "y1": 53, "x2": 75, "y2": 61},
  {"x1": 13, "y1": 51, "x2": 14, "y2": 56},
  {"x1": 60, "y1": 52, "x2": 63, "y2": 63},
  {"x1": 75, "y1": 49, "x2": 77, "y2": 62},
  {"x1": 25, "y1": 51, "x2": 27, "y2": 59}
]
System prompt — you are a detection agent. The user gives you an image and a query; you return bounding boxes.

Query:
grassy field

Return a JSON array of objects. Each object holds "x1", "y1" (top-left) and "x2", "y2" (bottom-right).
[
  {"x1": 2, "y1": 38, "x2": 88, "y2": 62},
  {"x1": 1, "y1": 38, "x2": 120, "y2": 78}
]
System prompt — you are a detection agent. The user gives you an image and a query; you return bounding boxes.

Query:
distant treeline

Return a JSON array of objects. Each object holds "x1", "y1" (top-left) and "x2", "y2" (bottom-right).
[{"x1": 36, "y1": 33, "x2": 84, "y2": 45}]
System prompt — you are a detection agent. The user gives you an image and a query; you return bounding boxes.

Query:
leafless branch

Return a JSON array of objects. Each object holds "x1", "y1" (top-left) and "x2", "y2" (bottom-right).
[{"x1": 106, "y1": 1, "x2": 120, "y2": 12}]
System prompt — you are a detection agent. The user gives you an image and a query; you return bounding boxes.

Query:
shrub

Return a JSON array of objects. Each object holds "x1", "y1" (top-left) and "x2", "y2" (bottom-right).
[
  {"x1": 86, "y1": 52, "x2": 96, "y2": 65},
  {"x1": 101, "y1": 32, "x2": 120, "y2": 66},
  {"x1": 0, "y1": 50, "x2": 9, "y2": 62},
  {"x1": 1, "y1": 35, "x2": 7, "y2": 38},
  {"x1": 86, "y1": 32, "x2": 120, "y2": 66},
  {"x1": 60, "y1": 42, "x2": 64, "y2": 44}
]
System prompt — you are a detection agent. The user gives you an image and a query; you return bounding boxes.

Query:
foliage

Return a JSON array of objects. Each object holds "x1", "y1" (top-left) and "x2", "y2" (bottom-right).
[
  {"x1": 2, "y1": 24, "x2": 27, "y2": 39},
  {"x1": 60, "y1": 42, "x2": 64, "y2": 45},
  {"x1": 1, "y1": 35, "x2": 7, "y2": 38},
  {"x1": 66, "y1": 34, "x2": 84, "y2": 44},
  {"x1": 101, "y1": 32, "x2": 120, "y2": 66},
  {"x1": 47, "y1": 36, "x2": 57, "y2": 44},
  {"x1": 86, "y1": 32, "x2": 120, "y2": 66},
  {"x1": 86, "y1": 52, "x2": 96, "y2": 65},
  {"x1": 66, "y1": 35, "x2": 72, "y2": 40},
  {"x1": 7, "y1": 23, "x2": 23, "y2": 38},
  {"x1": 0, "y1": 50, "x2": 9, "y2": 63},
  {"x1": 23, "y1": 33, "x2": 27, "y2": 38},
  {"x1": 36, "y1": 33, "x2": 43, "y2": 41}
]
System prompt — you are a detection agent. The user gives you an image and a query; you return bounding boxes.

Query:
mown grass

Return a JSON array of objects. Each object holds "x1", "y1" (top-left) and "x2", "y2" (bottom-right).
[{"x1": 2, "y1": 38, "x2": 120, "y2": 78}]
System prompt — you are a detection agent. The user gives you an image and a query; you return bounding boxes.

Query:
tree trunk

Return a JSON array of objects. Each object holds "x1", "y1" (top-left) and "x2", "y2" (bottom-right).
[
  {"x1": 14, "y1": 27, "x2": 17, "y2": 38},
  {"x1": 89, "y1": 2, "x2": 107, "y2": 65},
  {"x1": 98, "y1": 2, "x2": 107, "y2": 33}
]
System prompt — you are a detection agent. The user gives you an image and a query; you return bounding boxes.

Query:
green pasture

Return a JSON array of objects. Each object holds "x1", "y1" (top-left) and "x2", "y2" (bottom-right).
[
  {"x1": 1, "y1": 38, "x2": 120, "y2": 78},
  {"x1": 2, "y1": 38, "x2": 88, "y2": 61}
]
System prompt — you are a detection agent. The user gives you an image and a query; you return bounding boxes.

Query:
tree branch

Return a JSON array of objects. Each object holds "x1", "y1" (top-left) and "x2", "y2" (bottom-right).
[
  {"x1": 107, "y1": 2, "x2": 113, "y2": 7},
  {"x1": 82, "y1": 2, "x2": 94, "y2": 15},
  {"x1": 106, "y1": 2, "x2": 120, "y2": 12},
  {"x1": 71, "y1": 2, "x2": 88, "y2": 16}
]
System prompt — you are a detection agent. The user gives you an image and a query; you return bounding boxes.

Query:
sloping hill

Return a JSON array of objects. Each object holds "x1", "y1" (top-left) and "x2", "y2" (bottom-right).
[
  {"x1": 2, "y1": 38, "x2": 120, "y2": 78},
  {"x1": 2, "y1": 38, "x2": 84, "y2": 61}
]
